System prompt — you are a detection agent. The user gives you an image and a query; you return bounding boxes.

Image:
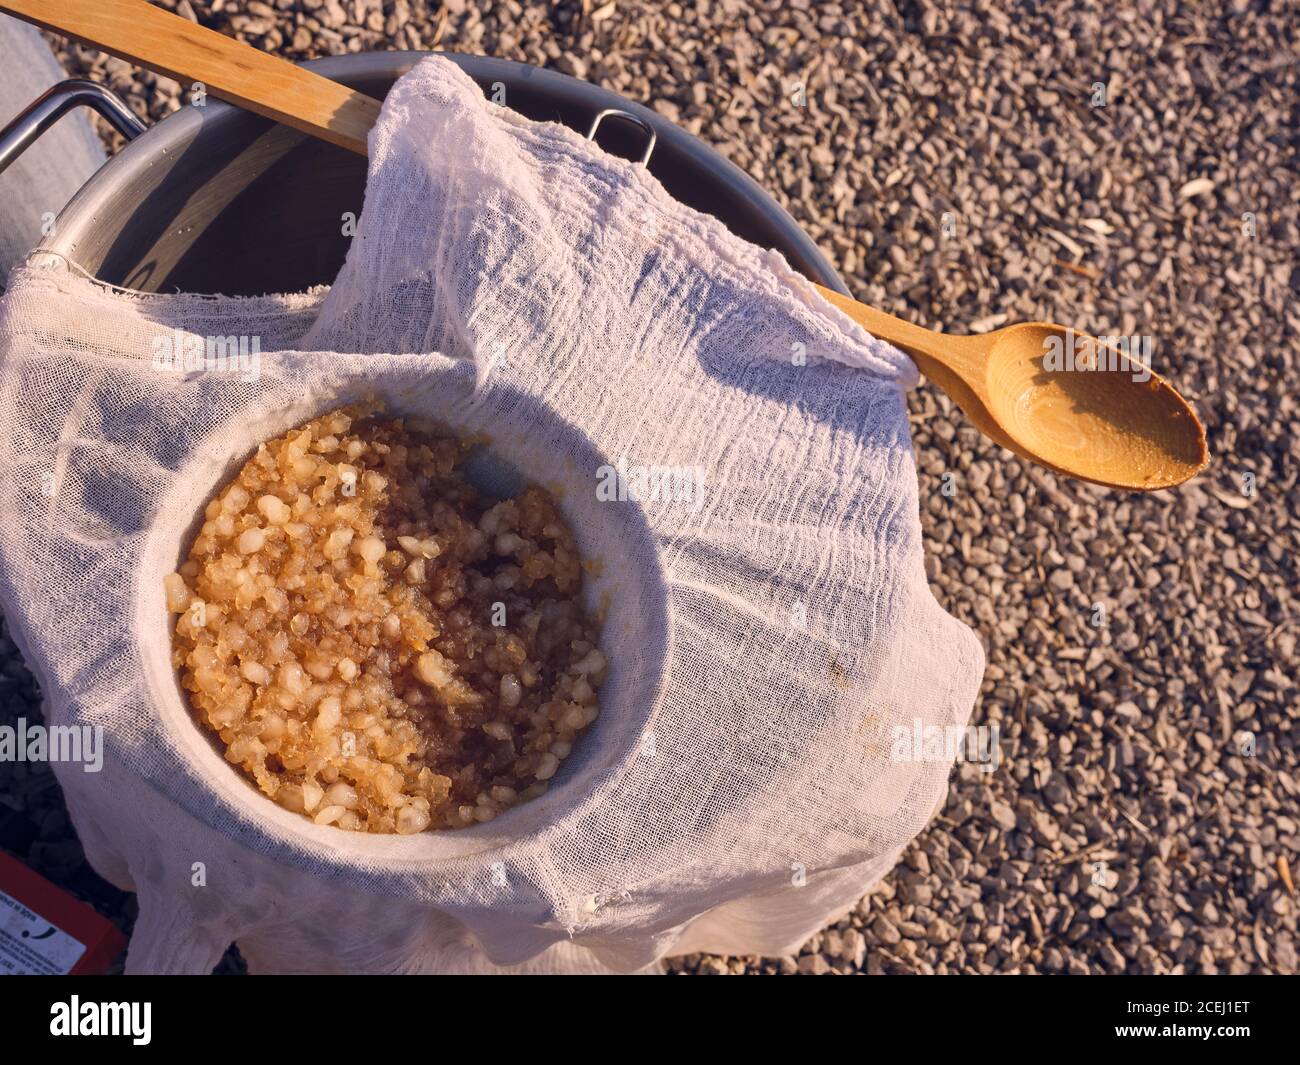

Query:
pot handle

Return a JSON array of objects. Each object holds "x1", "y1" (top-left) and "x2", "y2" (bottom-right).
[
  {"x1": 586, "y1": 108, "x2": 657, "y2": 167},
  {"x1": 0, "y1": 77, "x2": 146, "y2": 176}
]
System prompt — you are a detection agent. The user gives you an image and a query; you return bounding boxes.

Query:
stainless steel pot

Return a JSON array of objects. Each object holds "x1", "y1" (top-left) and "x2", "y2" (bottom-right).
[{"x1": 0, "y1": 51, "x2": 847, "y2": 297}]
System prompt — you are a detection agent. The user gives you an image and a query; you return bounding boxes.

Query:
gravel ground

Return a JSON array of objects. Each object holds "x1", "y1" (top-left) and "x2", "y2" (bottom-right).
[{"x1": 0, "y1": 0, "x2": 1294, "y2": 974}]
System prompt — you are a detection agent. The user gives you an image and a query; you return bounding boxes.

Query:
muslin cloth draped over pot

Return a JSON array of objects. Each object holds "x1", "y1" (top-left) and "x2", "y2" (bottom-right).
[{"x1": 0, "y1": 56, "x2": 983, "y2": 973}]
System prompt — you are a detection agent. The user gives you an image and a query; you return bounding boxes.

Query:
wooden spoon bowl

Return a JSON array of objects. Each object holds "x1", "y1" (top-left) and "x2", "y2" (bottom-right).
[
  {"x1": 982, "y1": 324, "x2": 1207, "y2": 489},
  {"x1": 817, "y1": 289, "x2": 1208, "y2": 491}
]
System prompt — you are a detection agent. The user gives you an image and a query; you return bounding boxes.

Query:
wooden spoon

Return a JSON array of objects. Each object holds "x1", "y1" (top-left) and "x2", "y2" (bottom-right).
[
  {"x1": 816, "y1": 292, "x2": 1208, "y2": 491},
  {"x1": 4, "y1": 0, "x2": 1208, "y2": 491}
]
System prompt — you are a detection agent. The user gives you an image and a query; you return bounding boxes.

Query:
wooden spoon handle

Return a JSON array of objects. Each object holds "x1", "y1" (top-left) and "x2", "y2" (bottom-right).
[
  {"x1": 5, "y1": 1, "x2": 976, "y2": 388},
  {"x1": 813, "y1": 284, "x2": 989, "y2": 396},
  {"x1": 7, "y1": 0, "x2": 978, "y2": 402},
  {"x1": 0, "y1": 0, "x2": 980, "y2": 392},
  {"x1": 815, "y1": 284, "x2": 1051, "y2": 468},
  {"x1": 0, "y1": 0, "x2": 379, "y2": 154}
]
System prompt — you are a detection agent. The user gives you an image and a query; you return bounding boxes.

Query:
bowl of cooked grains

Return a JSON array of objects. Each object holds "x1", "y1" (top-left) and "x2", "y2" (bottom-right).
[{"x1": 143, "y1": 371, "x2": 669, "y2": 843}]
